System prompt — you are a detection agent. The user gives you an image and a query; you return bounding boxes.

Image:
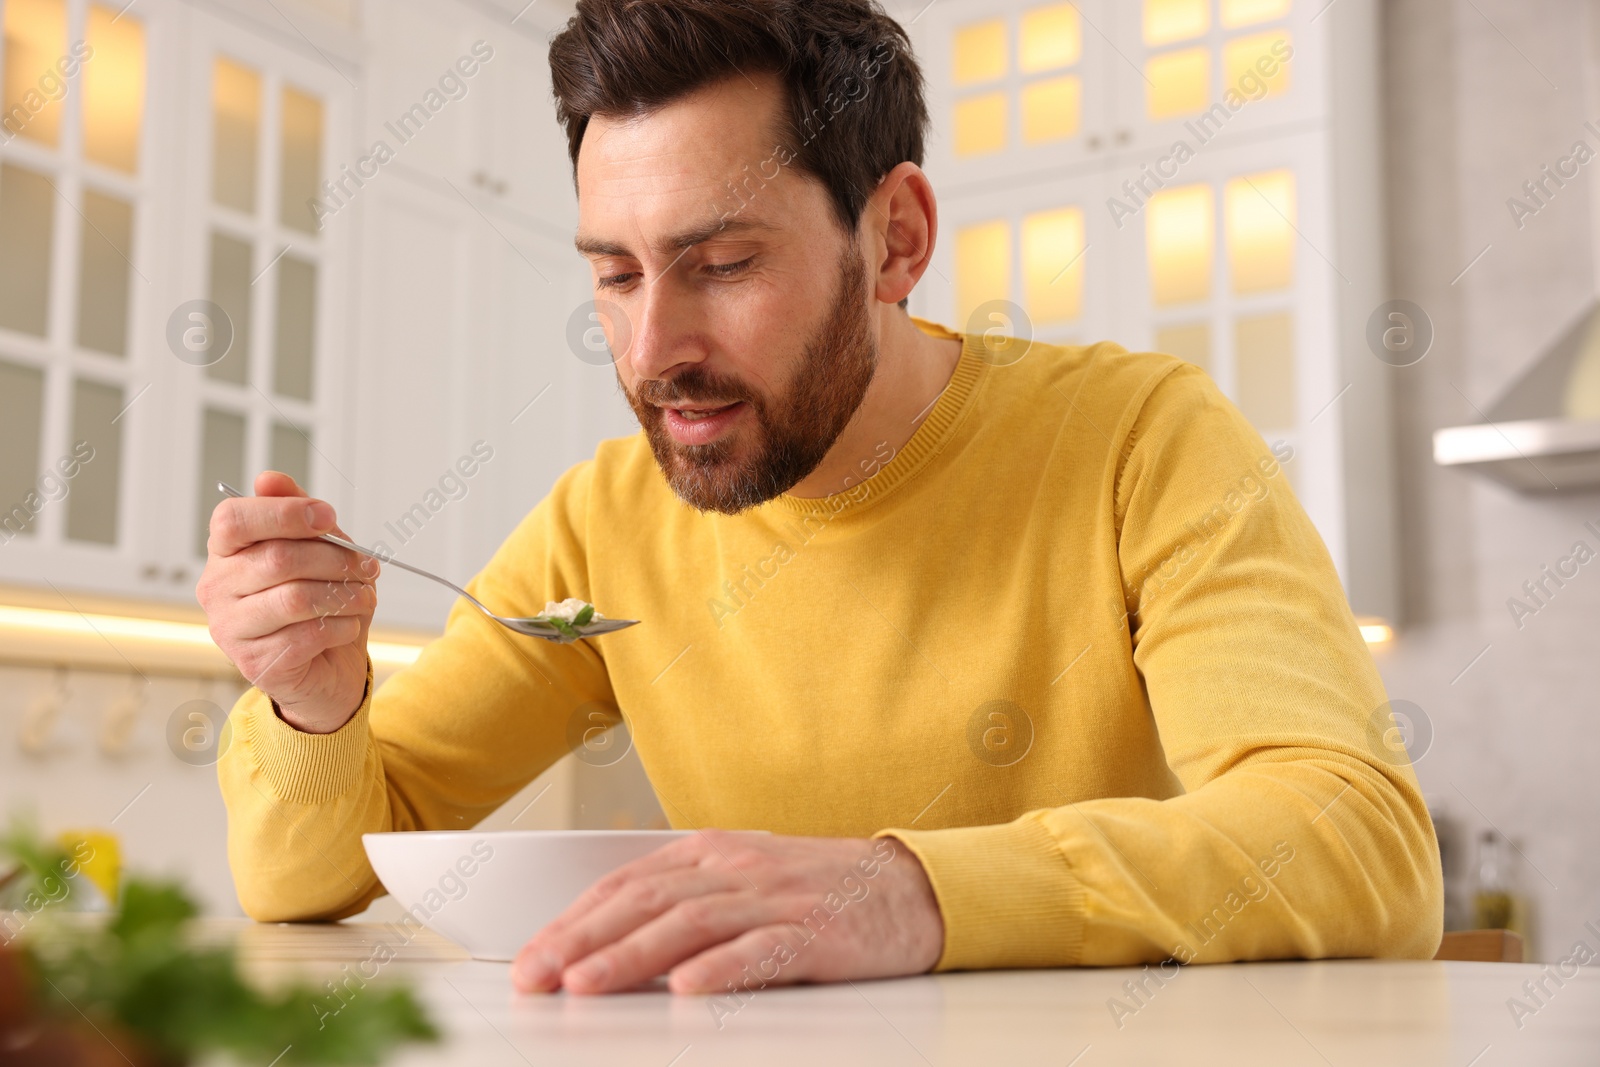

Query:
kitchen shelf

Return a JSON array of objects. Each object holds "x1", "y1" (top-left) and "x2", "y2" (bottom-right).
[
  {"x1": 1433, "y1": 299, "x2": 1600, "y2": 493},
  {"x1": 1433, "y1": 417, "x2": 1600, "y2": 492}
]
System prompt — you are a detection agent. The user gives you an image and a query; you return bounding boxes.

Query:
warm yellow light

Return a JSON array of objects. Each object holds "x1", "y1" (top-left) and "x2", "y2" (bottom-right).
[
  {"x1": 2, "y1": 0, "x2": 68, "y2": 147},
  {"x1": 1223, "y1": 31, "x2": 1292, "y2": 101},
  {"x1": 1359, "y1": 622, "x2": 1394, "y2": 644},
  {"x1": 1144, "y1": 0, "x2": 1209, "y2": 47},
  {"x1": 1225, "y1": 169, "x2": 1296, "y2": 294},
  {"x1": 953, "y1": 18, "x2": 1007, "y2": 86},
  {"x1": 956, "y1": 218, "x2": 1012, "y2": 329},
  {"x1": 0, "y1": 604, "x2": 424, "y2": 666},
  {"x1": 1146, "y1": 46, "x2": 1210, "y2": 120},
  {"x1": 1221, "y1": 0, "x2": 1291, "y2": 28},
  {"x1": 1022, "y1": 206, "x2": 1084, "y2": 324},
  {"x1": 1021, "y1": 74, "x2": 1080, "y2": 144},
  {"x1": 1020, "y1": 3, "x2": 1081, "y2": 72},
  {"x1": 84, "y1": 4, "x2": 145, "y2": 173},
  {"x1": 1146, "y1": 183, "x2": 1214, "y2": 305},
  {"x1": 953, "y1": 91, "x2": 1007, "y2": 157}
]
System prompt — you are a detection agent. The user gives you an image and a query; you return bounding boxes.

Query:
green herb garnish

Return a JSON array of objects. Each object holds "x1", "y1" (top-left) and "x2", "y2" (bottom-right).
[
  {"x1": 544, "y1": 617, "x2": 582, "y2": 641},
  {"x1": 1, "y1": 823, "x2": 438, "y2": 1066}
]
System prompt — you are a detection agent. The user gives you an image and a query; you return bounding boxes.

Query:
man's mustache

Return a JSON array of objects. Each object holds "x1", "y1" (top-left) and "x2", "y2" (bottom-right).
[{"x1": 634, "y1": 368, "x2": 761, "y2": 410}]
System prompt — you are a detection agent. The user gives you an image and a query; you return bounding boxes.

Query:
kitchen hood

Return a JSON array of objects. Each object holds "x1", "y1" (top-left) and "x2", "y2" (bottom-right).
[{"x1": 1433, "y1": 301, "x2": 1600, "y2": 492}]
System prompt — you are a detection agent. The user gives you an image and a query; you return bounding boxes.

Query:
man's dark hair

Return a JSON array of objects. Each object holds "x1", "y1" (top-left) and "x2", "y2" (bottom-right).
[{"x1": 548, "y1": 0, "x2": 929, "y2": 240}]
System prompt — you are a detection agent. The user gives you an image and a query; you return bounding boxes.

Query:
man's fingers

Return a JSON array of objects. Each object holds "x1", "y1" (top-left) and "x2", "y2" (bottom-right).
[
  {"x1": 254, "y1": 469, "x2": 306, "y2": 498},
  {"x1": 668, "y1": 923, "x2": 817, "y2": 995},
  {"x1": 224, "y1": 580, "x2": 376, "y2": 640},
  {"x1": 513, "y1": 867, "x2": 739, "y2": 993},
  {"x1": 208, "y1": 495, "x2": 338, "y2": 556},
  {"x1": 561, "y1": 892, "x2": 783, "y2": 995},
  {"x1": 227, "y1": 539, "x2": 374, "y2": 596},
  {"x1": 231, "y1": 616, "x2": 362, "y2": 684}
]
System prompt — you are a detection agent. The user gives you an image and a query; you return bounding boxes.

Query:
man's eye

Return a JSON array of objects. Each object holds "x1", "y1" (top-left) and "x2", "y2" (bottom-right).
[
  {"x1": 596, "y1": 273, "x2": 637, "y2": 290},
  {"x1": 705, "y1": 257, "x2": 753, "y2": 278}
]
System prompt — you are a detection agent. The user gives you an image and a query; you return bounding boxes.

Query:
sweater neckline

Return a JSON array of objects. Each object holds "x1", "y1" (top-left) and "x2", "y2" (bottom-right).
[{"x1": 770, "y1": 319, "x2": 987, "y2": 520}]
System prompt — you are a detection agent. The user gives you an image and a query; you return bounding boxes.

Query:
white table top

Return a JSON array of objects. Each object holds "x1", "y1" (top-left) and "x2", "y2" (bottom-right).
[{"x1": 224, "y1": 921, "x2": 1600, "y2": 1066}]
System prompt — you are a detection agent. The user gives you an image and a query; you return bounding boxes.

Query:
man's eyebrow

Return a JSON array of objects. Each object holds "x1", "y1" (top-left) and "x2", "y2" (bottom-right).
[{"x1": 574, "y1": 216, "x2": 781, "y2": 258}]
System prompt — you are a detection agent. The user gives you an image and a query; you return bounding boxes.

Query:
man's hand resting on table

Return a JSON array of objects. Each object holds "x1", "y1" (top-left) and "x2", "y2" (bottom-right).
[
  {"x1": 196, "y1": 471, "x2": 376, "y2": 734},
  {"x1": 511, "y1": 832, "x2": 945, "y2": 995}
]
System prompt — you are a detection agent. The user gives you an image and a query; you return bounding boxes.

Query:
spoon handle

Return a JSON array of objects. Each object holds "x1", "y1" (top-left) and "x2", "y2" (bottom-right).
[{"x1": 215, "y1": 482, "x2": 497, "y2": 618}]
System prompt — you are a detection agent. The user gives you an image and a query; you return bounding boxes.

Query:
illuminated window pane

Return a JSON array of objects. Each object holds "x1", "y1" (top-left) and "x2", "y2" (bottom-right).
[
  {"x1": 2, "y1": 0, "x2": 67, "y2": 147},
  {"x1": 1226, "y1": 169, "x2": 1295, "y2": 293},
  {"x1": 953, "y1": 19, "x2": 1007, "y2": 86},
  {"x1": 212, "y1": 58, "x2": 262, "y2": 213},
  {"x1": 207, "y1": 231, "x2": 253, "y2": 384},
  {"x1": 0, "y1": 163, "x2": 54, "y2": 336},
  {"x1": 1146, "y1": 184, "x2": 1213, "y2": 305},
  {"x1": 270, "y1": 422, "x2": 311, "y2": 488},
  {"x1": 956, "y1": 219, "x2": 1011, "y2": 328},
  {"x1": 76, "y1": 189, "x2": 134, "y2": 356},
  {"x1": 1222, "y1": 0, "x2": 1291, "y2": 27},
  {"x1": 1146, "y1": 47, "x2": 1210, "y2": 119},
  {"x1": 1022, "y1": 207, "x2": 1084, "y2": 324},
  {"x1": 197, "y1": 409, "x2": 246, "y2": 556},
  {"x1": 65, "y1": 378, "x2": 122, "y2": 544},
  {"x1": 953, "y1": 92, "x2": 1007, "y2": 157},
  {"x1": 1235, "y1": 311, "x2": 1295, "y2": 430},
  {"x1": 280, "y1": 86, "x2": 323, "y2": 233},
  {"x1": 1156, "y1": 322, "x2": 1211, "y2": 373},
  {"x1": 1144, "y1": 0, "x2": 1209, "y2": 46},
  {"x1": 1223, "y1": 31, "x2": 1292, "y2": 101},
  {"x1": 1021, "y1": 75, "x2": 1080, "y2": 144},
  {"x1": 274, "y1": 254, "x2": 316, "y2": 400},
  {"x1": 1020, "y1": 4, "x2": 1081, "y2": 72},
  {"x1": 0, "y1": 360, "x2": 45, "y2": 538},
  {"x1": 84, "y1": 5, "x2": 145, "y2": 173}
]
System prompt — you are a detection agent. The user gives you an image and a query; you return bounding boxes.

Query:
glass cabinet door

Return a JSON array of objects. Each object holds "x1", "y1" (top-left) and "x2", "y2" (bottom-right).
[
  {"x1": 0, "y1": 0, "x2": 153, "y2": 595},
  {"x1": 171, "y1": 9, "x2": 349, "y2": 569},
  {"x1": 0, "y1": 0, "x2": 350, "y2": 604}
]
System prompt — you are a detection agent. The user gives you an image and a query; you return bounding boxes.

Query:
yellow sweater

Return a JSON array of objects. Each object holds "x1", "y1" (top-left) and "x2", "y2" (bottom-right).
[{"x1": 219, "y1": 318, "x2": 1443, "y2": 969}]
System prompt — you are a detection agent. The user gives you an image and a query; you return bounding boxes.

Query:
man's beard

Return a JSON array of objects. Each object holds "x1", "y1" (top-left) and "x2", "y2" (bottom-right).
[{"x1": 621, "y1": 246, "x2": 878, "y2": 515}]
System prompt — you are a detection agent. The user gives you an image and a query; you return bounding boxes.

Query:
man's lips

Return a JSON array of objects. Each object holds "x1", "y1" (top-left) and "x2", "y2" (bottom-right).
[{"x1": 658, "y1": 400, "x2": 747, "y2": 446}]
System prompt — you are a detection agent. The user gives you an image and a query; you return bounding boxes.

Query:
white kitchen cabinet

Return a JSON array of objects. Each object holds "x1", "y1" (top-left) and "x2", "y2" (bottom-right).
[
  {"x1": 0, "y1": 0, "x2": 354, "y2": 606},
  {"x1": 346, "y1": 0, "x2": 626, "y2": 632},
  {"x1": 910, "y1": 0, "x2": 1397, "y2": 625},
  {"x1": 0, "y1": 0, "x2": 623, "y2": 631}
]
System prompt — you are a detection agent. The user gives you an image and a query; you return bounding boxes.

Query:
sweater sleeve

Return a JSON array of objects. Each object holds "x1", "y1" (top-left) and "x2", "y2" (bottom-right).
[
  {"x1": 217, "y1": 460, "x2": 616, "y2": 922},
  {"x1": 882, "y1": 363, "x2": 1443, "y2": 970}
]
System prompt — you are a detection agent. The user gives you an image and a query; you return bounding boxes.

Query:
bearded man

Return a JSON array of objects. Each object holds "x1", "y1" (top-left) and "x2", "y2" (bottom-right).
[{"x1": 199, "y1": 0, "x2": 1442, "y2": 995}]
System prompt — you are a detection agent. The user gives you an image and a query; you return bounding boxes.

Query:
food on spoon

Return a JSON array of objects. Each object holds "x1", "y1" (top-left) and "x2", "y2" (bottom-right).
[{"x1": 533, "y1": 598, "x2": 603, "y2": 641}]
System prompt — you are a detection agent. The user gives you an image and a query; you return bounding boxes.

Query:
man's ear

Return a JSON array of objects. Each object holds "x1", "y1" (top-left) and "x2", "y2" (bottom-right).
[{"x1": 865, "y1": 161, "x2": 939, "y2": 307}]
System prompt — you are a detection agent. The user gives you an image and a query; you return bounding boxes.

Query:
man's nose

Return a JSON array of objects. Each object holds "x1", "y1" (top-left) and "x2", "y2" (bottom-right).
[{"x1": 624, "y1": 273, "x2": 707, "y2": 383}]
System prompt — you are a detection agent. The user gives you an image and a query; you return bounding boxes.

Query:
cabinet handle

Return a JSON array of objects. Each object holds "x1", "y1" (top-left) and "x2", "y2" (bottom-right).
[
  {"x1": 1115, "y1": 129, "x2": 1131, "y2": 145},
  {"x1": 169, "y1": 567, "x2": 189, "y2": 584},
  {"x1": 1087, "y1": 134, "x2": 1103, "y2": 150},
  {"x1": 141, "y1": 563, "x2": 161, "y2": 580}
]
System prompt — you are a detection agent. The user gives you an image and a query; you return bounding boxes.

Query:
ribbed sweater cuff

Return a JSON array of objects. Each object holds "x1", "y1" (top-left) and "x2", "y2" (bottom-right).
[
  {"x1": 878, "y1": 814, "x2": 1085, "y2": 971},
  {"x1": 244, "y1": 660, "x2": 374, "y2": 804}
]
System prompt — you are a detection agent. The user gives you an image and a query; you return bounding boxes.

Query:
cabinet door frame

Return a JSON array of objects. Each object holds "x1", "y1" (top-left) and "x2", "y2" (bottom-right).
[
  {"x1": 167, "y1": 6, "x2": 357, "y2": 568},
  {"x1": 0, "y1": 0, "x2": 182, "y2": 600},
  {"x1": 1106, "y1": 0, "x2": 1324, "y2": 159},
  {"x1": 926, "y1": 167, "x2": 1117, "y2": 350},
  {"x1": 915, "y1": 0, "x2": 1121, "y2": 194}
]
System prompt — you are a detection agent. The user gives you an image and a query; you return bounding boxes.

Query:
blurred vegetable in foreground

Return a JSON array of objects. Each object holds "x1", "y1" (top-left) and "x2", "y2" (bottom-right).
[{"x1": 0, "y1": 823, "x2": 438, "y2": 1066}]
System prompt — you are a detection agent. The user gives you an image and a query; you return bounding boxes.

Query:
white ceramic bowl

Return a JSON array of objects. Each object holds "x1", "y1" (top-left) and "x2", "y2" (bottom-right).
[{"x1": 362, "y1": 829, "x2": 690, "y2": 961}]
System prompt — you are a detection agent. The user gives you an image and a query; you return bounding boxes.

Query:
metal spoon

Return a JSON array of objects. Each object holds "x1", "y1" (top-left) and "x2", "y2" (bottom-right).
[{"x1": 216, "y1": 482, "x2": 638, "y2": 643}]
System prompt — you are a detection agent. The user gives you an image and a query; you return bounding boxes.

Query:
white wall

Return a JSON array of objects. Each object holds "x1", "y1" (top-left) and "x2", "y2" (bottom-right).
[{"x1": 1378, "y1": 0, "x2": 1600, "y2": 962}]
